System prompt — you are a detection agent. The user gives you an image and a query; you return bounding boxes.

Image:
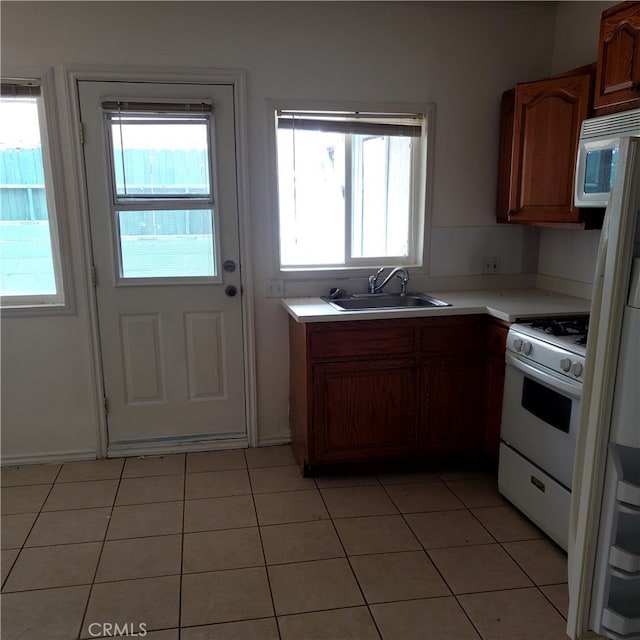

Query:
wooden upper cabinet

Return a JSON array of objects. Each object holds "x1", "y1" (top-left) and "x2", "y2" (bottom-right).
[
  {"x1": 496, "y1": 89, "x2": 515, "y2": 224},
  {"x1": 502, "y1": 72, "x2": 592, "y2": 225},
  {"x1": 594, "y1": 1, "x2": 640, "y2": 114}
]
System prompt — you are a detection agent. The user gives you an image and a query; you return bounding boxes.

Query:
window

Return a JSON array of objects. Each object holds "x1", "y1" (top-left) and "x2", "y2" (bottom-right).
[
  {"x1": 103, "y1": 101, "x2": 219, "y2": 281},
  {"x1": 274, "y1": 107, "x2": 431, "y2": 270},
  {"x1": 0, "y1": 79, "x2": 65, "y2": 306}
]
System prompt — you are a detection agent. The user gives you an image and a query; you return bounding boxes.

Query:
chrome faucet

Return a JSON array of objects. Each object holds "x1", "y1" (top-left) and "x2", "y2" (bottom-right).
[{"x1": 368, "y1": 267, "x2": 410, "y2": 295}]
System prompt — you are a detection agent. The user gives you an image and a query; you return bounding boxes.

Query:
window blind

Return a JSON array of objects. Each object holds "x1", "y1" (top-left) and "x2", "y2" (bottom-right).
[
  {"x1": 1, "y1": 81, "x2": 41, "y2": 97},
  {"x1": 102, "y1": 100, "x2": 213, "y2": 114},
  {"x1": 277, "y1": 110, "x2": 424, "y2": 137}
]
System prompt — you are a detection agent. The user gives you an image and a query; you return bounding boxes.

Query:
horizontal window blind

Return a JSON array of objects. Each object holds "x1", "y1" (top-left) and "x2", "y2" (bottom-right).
[
  {"x1": 1, "y1": 81, "x2": 41, "y2": 97},
  {"x1": 277, "y1": 110, "x2": 424, "y2": 137},
  {"x1": 102, "y1": 100, "x2": 213, "y2": 114}
]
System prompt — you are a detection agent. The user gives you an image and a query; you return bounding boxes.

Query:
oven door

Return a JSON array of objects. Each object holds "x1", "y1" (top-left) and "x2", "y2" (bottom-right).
[{"x1": 501, "y1": 352, "x2": 582, "y2": 489}]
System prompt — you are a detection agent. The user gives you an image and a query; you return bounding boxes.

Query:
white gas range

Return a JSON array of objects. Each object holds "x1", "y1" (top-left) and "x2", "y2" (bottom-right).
[{"x1": 498, "y1": 315, "x2": 589, "y2": 551}]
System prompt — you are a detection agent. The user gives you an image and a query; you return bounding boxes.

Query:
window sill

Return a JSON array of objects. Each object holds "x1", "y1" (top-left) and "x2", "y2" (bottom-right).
[
  {"x1": 0, "y1": 301, "x2": 73, "y2": 318},
  {"x1": 278, "y1": 264, "x2": 425, "y2": 279}
]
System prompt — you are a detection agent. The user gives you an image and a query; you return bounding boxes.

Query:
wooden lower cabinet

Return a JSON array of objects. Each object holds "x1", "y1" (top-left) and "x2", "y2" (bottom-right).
[
  {"x1": 484, "y1": 354, "x2": 506, "y2": 463},
  {"x1": 312, "y1": 358, "x2": 417, "y2": 465},
  {"x1": 483, "y1": 320, "x2": 510, "y2": 463},
  {"x1": 289, "y1": 314, "x2": 498, "y2": 474},
  {"x1": 420, "y1": 356, "x2": 486, "y2": 460}
]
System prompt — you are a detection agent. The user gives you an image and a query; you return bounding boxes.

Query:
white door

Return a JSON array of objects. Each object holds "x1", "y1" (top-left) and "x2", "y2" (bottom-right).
[{"x1": 79, "y1": 81, "x2": 246, "y2": 453}]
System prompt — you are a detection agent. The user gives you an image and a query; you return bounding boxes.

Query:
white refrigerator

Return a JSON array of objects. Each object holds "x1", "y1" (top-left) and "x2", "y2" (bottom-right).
[{"x1": 568, "y1": 136, "x2": 640, "y2": 640}]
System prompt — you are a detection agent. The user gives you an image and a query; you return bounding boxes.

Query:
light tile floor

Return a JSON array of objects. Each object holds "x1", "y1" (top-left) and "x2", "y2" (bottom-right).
[{"x1": 1, "y1": 446, "x2": 570, "y2": 640}]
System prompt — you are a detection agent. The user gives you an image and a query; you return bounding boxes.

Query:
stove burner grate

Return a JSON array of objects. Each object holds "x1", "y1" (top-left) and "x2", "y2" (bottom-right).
[
  {"x1": 574, "y1": 332, "x2": 588, "y2": 346},
  {"x1": 529, "y1": 316, "x2": 589, "y2": 337}
]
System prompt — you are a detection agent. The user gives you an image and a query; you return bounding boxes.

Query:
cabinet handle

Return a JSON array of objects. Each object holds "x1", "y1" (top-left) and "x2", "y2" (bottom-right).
[{"x1": 631, "y1": 82, "x2": 639, "y2": 92}]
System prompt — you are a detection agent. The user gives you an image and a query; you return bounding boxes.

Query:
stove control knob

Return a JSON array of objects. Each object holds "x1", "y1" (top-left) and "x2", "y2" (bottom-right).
[
  {"x1": 522, "y1": 341, "x2": 532, "y2": 355},
  {"x1": 572, "y1": 362, "x2": 583, "y2": 377},
  {"x1": 513, "y1": 338, "x2": 523, "y2": 352},
  {"x1": 560, "y1": 358, "x2": 572, "y2": 372}
]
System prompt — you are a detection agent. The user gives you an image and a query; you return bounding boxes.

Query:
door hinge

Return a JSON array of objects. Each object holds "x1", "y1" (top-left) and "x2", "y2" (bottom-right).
[
  {"x1": 90, "y1": 265, "x2": 97, "y2": 287},
  {"x1": 79, "y1": 122, "x2": 85, "y2": 145},
  {"x1": 103, "y1": 396, "x2": 109, "y2": 415}
]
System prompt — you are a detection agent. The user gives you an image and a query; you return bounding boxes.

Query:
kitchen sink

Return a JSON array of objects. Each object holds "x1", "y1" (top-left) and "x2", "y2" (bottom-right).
[{"x1": 323, "y1": 293, "x2": 451, "y2": 311}]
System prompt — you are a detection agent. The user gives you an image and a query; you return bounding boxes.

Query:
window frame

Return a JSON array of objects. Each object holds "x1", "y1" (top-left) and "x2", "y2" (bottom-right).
[
  {"x1": 101, "y1": 101, "x2": 223, "y2": 286},
  {"x1": 0, "y1": 71, "x2": 70, "y2": 311},
  {"x1": 268, "y1": 100, "x2": 434, "y2": 277}
]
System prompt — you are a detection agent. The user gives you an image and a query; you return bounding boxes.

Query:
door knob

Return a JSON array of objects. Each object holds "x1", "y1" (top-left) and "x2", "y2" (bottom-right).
[{"x1": 225, "y1": 285, "x2": 238, "y2": 297}]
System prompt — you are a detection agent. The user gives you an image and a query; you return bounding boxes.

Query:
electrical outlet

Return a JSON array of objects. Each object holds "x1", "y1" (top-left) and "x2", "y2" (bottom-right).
[
  {"x1": 482, "y1": 256, "x2": 502, "y2": 275},
  {"x1": 265, "y1": 279, "x2": 284, "y2": 298}
]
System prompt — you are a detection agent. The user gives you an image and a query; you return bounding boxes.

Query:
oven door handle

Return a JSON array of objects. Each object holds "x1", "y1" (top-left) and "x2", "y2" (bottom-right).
[{"x1": 505, "y1": 353, "x2": 582, "y2": 399}]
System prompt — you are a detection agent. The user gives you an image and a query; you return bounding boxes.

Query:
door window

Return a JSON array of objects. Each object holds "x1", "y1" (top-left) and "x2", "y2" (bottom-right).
[{"x1": 103, "y1": 102, "x2": 220, "y2": 281}]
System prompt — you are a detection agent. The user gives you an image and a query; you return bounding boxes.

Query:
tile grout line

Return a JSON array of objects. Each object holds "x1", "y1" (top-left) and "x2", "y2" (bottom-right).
[
  {"x1": 1, "y1": 463, "x2": 63, "y2": 592},
  {"x1": 536, "y1": 584, "x2": 569, "y2": 621},
  {"x1": 497, "y1": 535, "x2": 569, "y2": 593},
  {"x1": 244, "y1": 447, "x2": 283, "y2": 640},
  {"x1": 20, "y1": 529, "x2": 182, "y2": 549},
  {"x1": 378, "y1": 477, "x2": 491, "y2": 640},
  {"x1": 314, "y1": 476, "x2": 385, "y2": 640},
  {"x1": 76, "y1": 458, "x2": 125, "y2": 640},
  {"x1": 2, "y1": 451, "x2": 571, "y2": 637},
  {"x1": 177, "y1": 454, "x2": 187, "y2": 640},
  {"x1": 378, "y1": 479, "x2": 456, "y2": 578}
]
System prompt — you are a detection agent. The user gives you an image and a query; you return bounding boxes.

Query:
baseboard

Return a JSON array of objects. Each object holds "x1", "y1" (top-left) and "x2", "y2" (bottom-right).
[
  {"x1": 1, "y1": 449, "x2": 97, "y2": 467},
  {"x1": 1, "y1": 434, "x2": 292, "y2": 466},
  {"x1": 107, "y1": 435, "x2": 249, "y2": 458},
  {"x1": 257, "y1": 433, "x2": 292, "y2": 447}
]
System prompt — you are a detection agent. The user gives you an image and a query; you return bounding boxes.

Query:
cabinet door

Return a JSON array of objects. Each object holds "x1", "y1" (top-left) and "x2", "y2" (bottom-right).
[
  {"x1": 420, "y1": 357, "x2": 485, "y2": 458},
  {"x1": 484, "y1": 355, "x2": 505, "y2": 463},
  {"x1": 312, "y1": 358, "x2": 417, "y2": 465},
  {"x1": 484, "y1": 321, "x2": 509, "y2": 463},
  {"x1": 509, "y1": 74, "x2": 592, "y2": 224},
  {"x1": 496, "y1": 90, "x2": 515, "y2": 223},
  {"x1": 594, "y1": 2, "x2": 640, "y2": 114}
]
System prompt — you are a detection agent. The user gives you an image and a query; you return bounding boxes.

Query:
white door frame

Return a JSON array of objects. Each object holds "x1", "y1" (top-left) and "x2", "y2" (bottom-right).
[{"x1": 64, "y1": 66, "x2": 258, "y2": 457}]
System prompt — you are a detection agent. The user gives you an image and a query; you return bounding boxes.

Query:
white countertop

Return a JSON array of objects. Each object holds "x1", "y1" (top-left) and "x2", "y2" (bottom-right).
[{"x1": 281, "y1": 288, "x2": 592, "y2": 323}]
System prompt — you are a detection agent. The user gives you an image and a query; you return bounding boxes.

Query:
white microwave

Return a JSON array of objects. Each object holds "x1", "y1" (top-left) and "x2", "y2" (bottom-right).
[{"x1": 575, "y1": 108, "x2": 640, "y2": 207}]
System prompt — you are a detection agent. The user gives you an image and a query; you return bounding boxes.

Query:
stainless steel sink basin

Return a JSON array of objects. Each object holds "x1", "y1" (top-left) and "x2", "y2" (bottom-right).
[{"x1": 323, "y1": 293, "x2": 451, "y2": 311}]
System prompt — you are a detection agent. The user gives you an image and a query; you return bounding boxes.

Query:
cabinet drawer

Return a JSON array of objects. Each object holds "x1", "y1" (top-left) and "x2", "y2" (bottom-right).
[
  {"x1": 420, "y1": 319, "x2": 485, "y2": 354},
  {"x1": 309, "y1": 326, "x2": 415, "y2": 359},
  {"x1": 498, "y1": 443, "x2": 570, "y2": 550}
]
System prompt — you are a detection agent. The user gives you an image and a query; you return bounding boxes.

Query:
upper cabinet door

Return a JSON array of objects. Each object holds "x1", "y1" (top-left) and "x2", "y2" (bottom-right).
[
  {"x1": 508, "y1": 73, "x2": 592, "y2": 224},
  {"x1": 594, "y1": 1, "x2": 640, "y2": 114},
  {"x1": 496, "y1": 89, "x2": 515, "y2": 224}
]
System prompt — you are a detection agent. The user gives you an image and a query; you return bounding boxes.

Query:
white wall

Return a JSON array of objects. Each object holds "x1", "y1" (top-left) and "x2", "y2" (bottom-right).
[
  {"x1": 551, "y1": 0, "x2": 617, "y2": 74},
  {"x1": 1, "y1": 1, "x2": 560, "y2": 460},
  {"x1": 537, "y1": 1, "x2": 618, "y2": 293}
]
